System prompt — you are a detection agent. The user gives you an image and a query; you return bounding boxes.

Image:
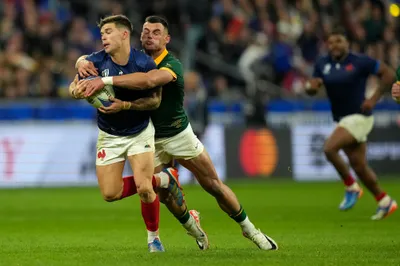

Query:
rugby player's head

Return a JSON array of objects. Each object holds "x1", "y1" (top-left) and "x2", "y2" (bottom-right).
[
  {"x1": 98, "y1": 15, "x2": 133, "y2": 54},
  {"x1": 327, "y1": 26, "x2": 349, "y2": 60},
  {"x1": 141, "y1": 16, "x2": 170, "y2": 53}
]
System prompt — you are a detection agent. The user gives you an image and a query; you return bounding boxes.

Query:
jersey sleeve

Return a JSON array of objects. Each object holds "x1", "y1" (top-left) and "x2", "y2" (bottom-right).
[
  {"x1": 358, "y1": 55, "x2": 380, "y2": 76},
  {"x1": 159, "y1": 60, "x2": 181, "y2": 82},
  {"x1": 85, "y1": 50, "x2": 105, "y2": 69},
  {"x1": 312, "y1": 59, "x2": 323, "y2": 78},
  {"x1": 144, "y1": 57, "x2": 157, "y2": 72}
]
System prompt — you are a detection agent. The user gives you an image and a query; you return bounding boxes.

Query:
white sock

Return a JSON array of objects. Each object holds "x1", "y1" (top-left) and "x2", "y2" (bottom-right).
[
  {"x1": 182, "y1": 215, "x2": 195, "y2": 230},
  {"x1": 147, "y1": 230, "x2": 159, "y2": 243},
  {"x1": 378, "y1": 195, "x2": 391, "y2": 207},
  {"x1": 154, "y1": 172, "x2": 169, "y2": 188},
  {"x1": 347, "y1": 182, "x2": 360, "y2": 191},
  {"x1": 239, "y1": 217, "x2": 256, "y2": 235}
]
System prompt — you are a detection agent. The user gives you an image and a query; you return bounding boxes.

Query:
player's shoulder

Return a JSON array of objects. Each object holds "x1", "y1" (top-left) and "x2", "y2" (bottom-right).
[
  {"x1": 165, "y1": 52, "x2": 181, "y2": 65},
  {"x1": 130, "y1": 48, "x2": 153, "y2": 68},
  {"x1": 86, "y1": 49, "x2": 107, "y2": 63},
  {"x1": 316, "y1": 54, "x2": 330, "y2": 64},
  {"x1": 162, "y1": 52, "x2": 182, "y2": 71},
  {"x1": 349, "y1": 52, "x2": 376, "y2": 63}
]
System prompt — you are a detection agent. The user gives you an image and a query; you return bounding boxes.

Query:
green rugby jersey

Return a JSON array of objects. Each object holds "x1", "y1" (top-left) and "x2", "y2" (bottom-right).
[{"x1": 151, "y1": 49, "x2": 189, "y2": 138}]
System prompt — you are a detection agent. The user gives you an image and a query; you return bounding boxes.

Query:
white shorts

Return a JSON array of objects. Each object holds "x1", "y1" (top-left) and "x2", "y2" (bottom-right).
[
  {"x1": 96, "y1": 120, "x2": 155, "y2": 166},
  {"x1": 154, "y1": 123, "x2": 204, "y2": 167},
  {"x1": 337, "y1": 114, "x2": 374, "y2": 143}
]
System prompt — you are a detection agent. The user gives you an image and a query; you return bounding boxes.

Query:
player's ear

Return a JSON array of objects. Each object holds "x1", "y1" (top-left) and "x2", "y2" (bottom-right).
[
  {"x1": 165, "y1": 34, "x2": 171, "y2": 44},
  {"x1": 122, "y1": 29, "x2": 129, "y2": 40}
]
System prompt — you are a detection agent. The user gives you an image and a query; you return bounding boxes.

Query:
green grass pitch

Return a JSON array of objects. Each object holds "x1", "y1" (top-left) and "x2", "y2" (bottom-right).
[{"x1": 0, "y1": 179, "x2": 399, "y2": 266}]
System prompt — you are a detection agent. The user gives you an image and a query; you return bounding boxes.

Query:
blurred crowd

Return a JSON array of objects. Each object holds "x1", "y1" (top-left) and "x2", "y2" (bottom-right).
[{"x1": 0, "y1": 0, "x2": 398, "y2": 102}]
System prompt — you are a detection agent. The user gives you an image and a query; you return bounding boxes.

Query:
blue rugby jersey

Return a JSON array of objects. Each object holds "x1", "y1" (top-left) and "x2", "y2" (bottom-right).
[
  {"x1": 313, "y1": 52, "x2": 380, "y2": 121},
  {"x1": 86, "y1": 48, "x2": 157, "y2": 136}
]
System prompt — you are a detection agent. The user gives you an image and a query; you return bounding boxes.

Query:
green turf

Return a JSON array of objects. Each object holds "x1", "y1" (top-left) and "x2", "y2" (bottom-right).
[{"x1": 0, "y1": 180, "x2": 399, "y2": 266}]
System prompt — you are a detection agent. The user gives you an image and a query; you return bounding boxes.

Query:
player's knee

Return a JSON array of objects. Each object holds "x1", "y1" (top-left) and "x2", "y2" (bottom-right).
[
  {"x1": 102, "y1": 190, "x2": 121, "y2": 202},
  {"x1": 136, "y1": 183, "x2": 153, "y2": 201}
]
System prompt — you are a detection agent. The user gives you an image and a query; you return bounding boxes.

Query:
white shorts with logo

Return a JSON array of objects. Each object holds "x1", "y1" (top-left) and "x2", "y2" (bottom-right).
[
  {"x1": 96, "y1": 120, "x2": 155, "y2": 166},
  {"x1": 154, "y1": 123, "x2": 204, "y2": 167},
  {"x1": 337, "y1": 114, "x2": 374, "y2": 143}
]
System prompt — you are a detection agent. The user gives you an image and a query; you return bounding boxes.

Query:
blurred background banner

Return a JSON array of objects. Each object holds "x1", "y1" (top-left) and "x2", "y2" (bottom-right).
[
  {"x1": 224, "y1": 126, "x2": 292, "y2": 179},
  {"x1": 292, "y1": 124, "x2": 400, "y2": 181},
  {"x1": 1, "y1": 0, "x2": 400, "y2": 187},
  {"x1": 0, "y1": 122, "x2": 98, "y2": 187}
]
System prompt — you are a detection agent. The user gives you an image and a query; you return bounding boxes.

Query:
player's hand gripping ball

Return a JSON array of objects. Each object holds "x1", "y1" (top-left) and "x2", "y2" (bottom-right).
[{"x1": 80, "y1": 76, "x2": 115, "y2": 108}]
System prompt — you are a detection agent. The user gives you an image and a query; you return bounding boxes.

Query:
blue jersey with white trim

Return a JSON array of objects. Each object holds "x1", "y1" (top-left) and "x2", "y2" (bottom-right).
[
  {"x1": 313, "y1": 52, "x2": 380, "y2": 121},
  {"x1": 86, "y1": 48, "x2": 157, "y2": 136}
]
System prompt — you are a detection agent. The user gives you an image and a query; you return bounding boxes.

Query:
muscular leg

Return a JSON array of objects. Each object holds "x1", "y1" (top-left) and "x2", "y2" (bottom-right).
[
  {"x1": 128, "y1": 152, "x2": 160, "y2": 245},
  {"x1": 177, "y1": 149, "x2": 278, "y2": 250},
  {"x1": 323, "y1": 127, "x2": 356, "y2": 183},
  {"x1": 344, "y1": 142, "x2": 397, "y2": 219},
  {"x1": 177, "y1": 150, "x2": 240, "y2": 215},
  {"x1": 344, "y1": 143, "x2": 384, "y2": 197},
  {"x1": 154, "y1": 164, "x2": 188, "y2": 222},
  {"x1": 96, "y1": 161, "x2": 125, "y2": 201}
]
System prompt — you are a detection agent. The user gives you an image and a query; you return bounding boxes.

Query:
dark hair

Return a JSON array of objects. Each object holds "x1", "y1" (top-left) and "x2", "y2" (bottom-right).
[
  {"x1": 145, "y1": 15, "x2": 169, "y2": 32},
  {"x1": 328, "y1": 26, "x2": 348, "y2": 39},
  {"x1": 98, "y1": 14, "x2": 133, "y2": 33}
]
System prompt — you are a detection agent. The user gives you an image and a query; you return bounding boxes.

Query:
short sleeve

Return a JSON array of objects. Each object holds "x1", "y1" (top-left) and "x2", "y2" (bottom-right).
[
  {"x1": 144, "y1": 57, "x2": 157, "y2": 72},
  {"x1": 86, "y1": 50, "x2": 105, "y2": 69},
  {"x1": 159, "y1": 60, "x2": 181, "y2": 82},
  {"x1": 358, "y1": 55, "x2": 380, "y2": 75}
]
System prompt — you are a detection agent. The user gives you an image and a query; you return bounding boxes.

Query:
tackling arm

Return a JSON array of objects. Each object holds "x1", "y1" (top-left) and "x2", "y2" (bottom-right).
[
  {"x1": 125, "y1": 87, "x2": 162, "y2": 111},
  {"x1": 107, "y1": 69, "x2": 175, "y2": 90}
]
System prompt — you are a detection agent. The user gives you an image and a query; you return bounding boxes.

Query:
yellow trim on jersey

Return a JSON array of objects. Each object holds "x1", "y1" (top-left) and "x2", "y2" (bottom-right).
[
  {"x1": 160, "y1": 67, "x2": 177, "y2": 81},
  {"x1": 154, "y1": 49, "x2": 169, "y2": 66}
]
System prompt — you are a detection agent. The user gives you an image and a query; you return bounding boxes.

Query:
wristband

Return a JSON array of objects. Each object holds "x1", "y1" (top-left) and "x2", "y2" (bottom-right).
[
  {"x1": 122, "y1": 101, "x2": 131, "y2": 110},
  {"x1": 102, "y1": 77, "x2": 113, "y2": 85}
]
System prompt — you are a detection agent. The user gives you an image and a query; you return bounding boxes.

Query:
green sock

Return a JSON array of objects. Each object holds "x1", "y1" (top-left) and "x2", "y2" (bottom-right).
[
  {"x1": 176, "y1": 208, "x2": 190, "y2": 224},
  {"x1": 229, "y1": 205, "x2": 247, "y2": 223}
]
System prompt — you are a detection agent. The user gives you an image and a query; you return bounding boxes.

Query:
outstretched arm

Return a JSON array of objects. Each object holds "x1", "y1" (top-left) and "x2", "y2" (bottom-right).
[
  {"x1": 128, "y1": 87, "x2": 163, "y2": 110},
  {"x1": 106, "y1": 69, "x2": 176, "y2": 90},
  {"x1": 98, "y1": 87, "x2": 162, "y2": 114},
  {"x1": 369, "y1": 62, "x2": 395, "y2": 104}
]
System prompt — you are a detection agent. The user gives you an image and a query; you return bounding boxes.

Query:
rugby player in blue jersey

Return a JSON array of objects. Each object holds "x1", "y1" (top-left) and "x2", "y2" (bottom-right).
[
  {"x1": 68, "y1": 15, "x2": 177, "y2": 252},
  {"x1": 305, "y1": 27, "x2": 397, "y2": 220}
]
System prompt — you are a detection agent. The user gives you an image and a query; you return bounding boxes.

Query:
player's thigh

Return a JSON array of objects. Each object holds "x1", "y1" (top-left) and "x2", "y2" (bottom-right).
[
  {"x1": 154, "y1": 139, "x2": 173, "y2": 173},
  {"x1": 96, "y1": 129, "x2": 127, "y2": 199},
  {"x1": 96, "y1": 161, "x2": 125, "y2": 200},
  {"x1": 125, "y1": 121, "x2": 156, "y2": 191},
  {"x1": 127, "y1": 151, "x2": 155, "y2": 191},
  {"x1": 164, "y1": 124, "x2": 204, "y2": 162},
  {"x1": 177, "y1": 149, "x2": 220, "y2": 187},
  {"x1": 324, "y1": 124, "x2": 357, "y2": 152},
  {"x1": 338, "y1": 114, "x2": 374, "y2": 143}
]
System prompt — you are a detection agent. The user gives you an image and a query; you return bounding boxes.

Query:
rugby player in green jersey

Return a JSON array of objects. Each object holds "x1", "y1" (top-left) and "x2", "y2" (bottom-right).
[{"x1": 78, "y1": 16, "x2": 277, "y2": 251}]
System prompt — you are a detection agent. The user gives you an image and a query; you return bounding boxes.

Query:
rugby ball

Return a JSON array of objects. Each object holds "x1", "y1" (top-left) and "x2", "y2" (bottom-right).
[{"x1": 84, "y1": 76, "x2": 115, "y2": 108}]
